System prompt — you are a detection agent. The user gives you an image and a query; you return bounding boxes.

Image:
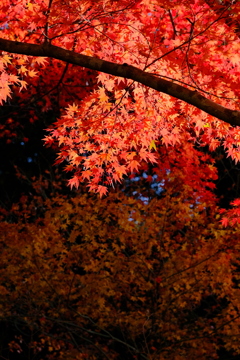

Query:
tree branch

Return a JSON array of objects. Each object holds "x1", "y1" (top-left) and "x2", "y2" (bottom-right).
[{"x1": 0, "y1": 37, "x2": 240, "y2": 126}]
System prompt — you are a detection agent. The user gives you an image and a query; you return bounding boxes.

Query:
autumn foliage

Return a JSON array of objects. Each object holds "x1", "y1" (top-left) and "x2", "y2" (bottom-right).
[
  {"x1": 1, "y1": 161, "x2": 240, "y2": 360},
  {"x1": 2, "y1": 0, "x2": 240, "y2": 358},
  {"x1": 1, "y1": 0, "x2": 240, "y2": 198}
]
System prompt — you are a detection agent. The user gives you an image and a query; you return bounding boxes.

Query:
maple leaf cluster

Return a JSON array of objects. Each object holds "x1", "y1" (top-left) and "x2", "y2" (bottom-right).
[{"x1": 1, "y1": 0, "x2": 240, "y2": 201}]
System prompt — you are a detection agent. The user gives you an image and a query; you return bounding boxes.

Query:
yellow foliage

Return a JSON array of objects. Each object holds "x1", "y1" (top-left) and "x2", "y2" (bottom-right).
[{"x1": 1, "y1": 186, "x2": 240, "y2": 359}]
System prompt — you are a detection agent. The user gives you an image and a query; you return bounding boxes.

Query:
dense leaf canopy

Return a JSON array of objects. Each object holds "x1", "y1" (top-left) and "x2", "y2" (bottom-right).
[
  {"x1": 1, "y1": 0, "x2": 240, "y2": 198},
  {"x1": 2, "y1": 0, "x2": 240, "y2": 359}
]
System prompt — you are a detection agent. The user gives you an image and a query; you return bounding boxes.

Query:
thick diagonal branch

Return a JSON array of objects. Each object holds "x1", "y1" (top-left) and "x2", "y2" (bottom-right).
[{"x1": 0, "y1": 38, "x2": 240, "y2": 126}]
